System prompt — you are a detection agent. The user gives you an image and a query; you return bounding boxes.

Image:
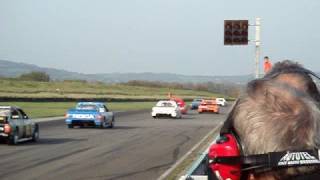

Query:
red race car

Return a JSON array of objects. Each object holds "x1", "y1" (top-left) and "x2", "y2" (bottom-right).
[{"x1": 168, "y1": 93, "x2": 188, "y2": 114}]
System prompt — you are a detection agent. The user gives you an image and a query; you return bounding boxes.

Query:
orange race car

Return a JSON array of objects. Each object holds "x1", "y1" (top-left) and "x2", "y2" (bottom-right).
[{"x1": 198, "y1": 100, "x2": 219, "y2": 114}]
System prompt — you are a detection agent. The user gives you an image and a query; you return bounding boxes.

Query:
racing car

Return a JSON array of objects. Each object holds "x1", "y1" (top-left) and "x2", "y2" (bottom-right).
[
  {"x1": 65, "y1": 102, "x2": 115, "y2": 128},
  {"x1": 0, "y1": 106, "x2": 39, "y2": 145},
  {"x1": 174, "y1": 98, "x2": 188, "y2": 114},
  {"x1": 198, "y1": 100, "x2": 220, "y2": 113},
  {"x1": 190, "y1": 98, "x2": 203, "y2": 110},
  {"x1": 215, "y1": 98, "x2": 227, "y2": 106},
  {"x1": 151, "y1": 100, "x2": 182, "y2": 118},
  {"x1": 168, "y1": 93, "x2": 188, "y2": 114}
]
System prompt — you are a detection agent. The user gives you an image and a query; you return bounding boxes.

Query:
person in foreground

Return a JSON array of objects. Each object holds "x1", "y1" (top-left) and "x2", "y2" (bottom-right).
[{"x1": 208, "y1": 60, "x2": 320, "y2": 180}]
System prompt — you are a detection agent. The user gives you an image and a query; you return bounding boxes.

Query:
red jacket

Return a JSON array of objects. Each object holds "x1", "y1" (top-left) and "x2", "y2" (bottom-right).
[{"x1": 264, "y1": 60, "x2": 272, "y2": 73}]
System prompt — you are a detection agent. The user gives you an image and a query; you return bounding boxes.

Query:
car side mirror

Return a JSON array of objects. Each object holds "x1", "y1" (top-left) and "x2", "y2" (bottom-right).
[{"x1": 23, "y1": 115, "x2": 29, "y2": 119}]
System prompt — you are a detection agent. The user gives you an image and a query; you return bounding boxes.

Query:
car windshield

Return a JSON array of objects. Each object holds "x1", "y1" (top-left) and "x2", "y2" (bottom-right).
[
  {"x1": 202, "y1": 101, "x2": 215, "y2": 105},
  {"x1": 157, "y1": 102, "x2": 174, "y2": 107},
  {"x1": 194, "y1": 99, "x2": 202, "y2": 102},
  {"x1": 76, "y1": 104, "x2": 98, "y2": 110},
  {"x1": 0, "y1": 108, "x2": 10, "y2": 116}
]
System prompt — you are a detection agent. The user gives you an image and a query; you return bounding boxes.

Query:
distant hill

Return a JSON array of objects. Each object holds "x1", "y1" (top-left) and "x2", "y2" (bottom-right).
[
  {"x1": 0, "y1": 59, "x2": 89, "y2": 80},
  {"x1": 0, "y1": 59, "x2": 252, "y2": 84}
]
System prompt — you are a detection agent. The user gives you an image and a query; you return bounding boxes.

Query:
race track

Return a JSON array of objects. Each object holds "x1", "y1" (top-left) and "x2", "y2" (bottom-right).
[{"x1": 0, "y1": 107, "x2": 230, "y2": 180}]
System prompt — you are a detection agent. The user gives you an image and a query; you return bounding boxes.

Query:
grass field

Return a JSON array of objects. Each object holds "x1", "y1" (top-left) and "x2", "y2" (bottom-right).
[
  {"x1": 0, "y1": 79, "x2": 226, "y2": 100},
  {"x1": 1, "y1": 101, "x2": 156, "y2": 118},
  {"x1": 0, "y1": 79, "x2": 230, "y2": 118}
]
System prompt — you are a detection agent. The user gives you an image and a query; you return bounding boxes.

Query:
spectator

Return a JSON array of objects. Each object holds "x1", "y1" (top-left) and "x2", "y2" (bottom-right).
[
  {"x1": 233, "y1": 60, "x2": 320, "y2": 179},
  {"x1": 208, "y1": 60, "x2": 320, "y2": 180},
  {"x1": 263, "y1": 56, "x2": 272, "y2": 74}
]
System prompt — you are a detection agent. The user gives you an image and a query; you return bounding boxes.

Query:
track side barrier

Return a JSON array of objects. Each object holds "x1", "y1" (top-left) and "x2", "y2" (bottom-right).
[{"x1": 178, "y1": 136, "x2": 220, "y2": 180}]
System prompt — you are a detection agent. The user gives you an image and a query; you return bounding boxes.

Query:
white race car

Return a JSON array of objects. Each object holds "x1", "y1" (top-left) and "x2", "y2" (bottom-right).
[
  {"x1": 216, "y1": 98, "x2": 227, "y2": 106},
  {"x1": 151, "y1": 100, "x2": 182, "y2": 118}
]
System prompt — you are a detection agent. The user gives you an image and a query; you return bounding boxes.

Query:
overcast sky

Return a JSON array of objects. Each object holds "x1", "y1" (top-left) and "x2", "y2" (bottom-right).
[{"x1": 0, "y1": 0, "x2": 319, "y2": 76}]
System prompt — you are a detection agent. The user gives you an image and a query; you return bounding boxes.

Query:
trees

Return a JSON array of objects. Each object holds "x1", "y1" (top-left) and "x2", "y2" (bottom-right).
[{"x1": 19, "y1": 71, "x2": 50, "y2": 82}]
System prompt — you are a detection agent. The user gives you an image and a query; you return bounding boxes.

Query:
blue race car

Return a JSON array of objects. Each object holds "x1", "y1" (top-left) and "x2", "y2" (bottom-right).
[
  {"x1": 190, "y1": 98, "x2": 203, "y2": 110},
  {"x1": 65, "y1": 102, "x2": 114, "y2": 128}
]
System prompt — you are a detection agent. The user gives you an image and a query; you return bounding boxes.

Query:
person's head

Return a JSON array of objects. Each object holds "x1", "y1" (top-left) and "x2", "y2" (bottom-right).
[
  {"x1": 231, "y1": 60, "x2": 320, "y2": 179},
  {"x1": 264, "y1": 56, "x2": 269, "y2": 60}
]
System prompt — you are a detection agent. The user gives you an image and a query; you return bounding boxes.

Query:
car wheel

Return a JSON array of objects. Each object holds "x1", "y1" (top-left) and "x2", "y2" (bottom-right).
[
  {"x1": 32, "y1": 125, "x2": 39, "y2": 142},
  {"x1": 100, "y1": 118, "x2": 108, "y2": 129},
  {"x1": 9, "y1": 129, "x2": 19, "y2": 145},
  {"x1": 109, "y1": 117, "x2": 114, "y2": 128},
  {"x1": 100, "y1": 122, "x2": 107, "y2": 129},
  {"x1": 68, "y1": 124, "x2": 73, "y2": 129}
]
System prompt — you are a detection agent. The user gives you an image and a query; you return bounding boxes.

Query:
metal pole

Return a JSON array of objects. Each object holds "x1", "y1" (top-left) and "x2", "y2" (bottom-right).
[{"x1": 255, "y1": 18, "x2": 261, "y2": 78}]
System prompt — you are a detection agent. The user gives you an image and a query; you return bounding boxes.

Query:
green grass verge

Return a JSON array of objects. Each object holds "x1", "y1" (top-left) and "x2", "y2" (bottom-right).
[
  {"x1": 0, "y1": 79, "x2": 229, "y2": 100},
  {"x1": 0, "y1": 101, "x2": 155, "y2": 118},
  {"x1": 0, "y1": 79, "x2": 232, "y2": 118}
]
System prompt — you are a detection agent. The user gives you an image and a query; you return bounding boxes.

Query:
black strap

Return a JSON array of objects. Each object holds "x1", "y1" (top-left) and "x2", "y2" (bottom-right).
[
  {"x1": 306, "y1": 69, "x2": 320, "y2": 80},
  {"x1": 210, "y1": 149, "x2": 320, "y2": 171},
  {"x1": 211, "y1": 154, "x2": 270, "y2": 167},
  {"x1": 265, "y1": 66, "x2": 320, "y2": 80}
]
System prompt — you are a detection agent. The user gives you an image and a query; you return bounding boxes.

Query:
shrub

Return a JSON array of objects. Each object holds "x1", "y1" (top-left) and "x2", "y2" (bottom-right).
[{"x1": 19, "y1": 71, "x2": 50, "y2": 82}]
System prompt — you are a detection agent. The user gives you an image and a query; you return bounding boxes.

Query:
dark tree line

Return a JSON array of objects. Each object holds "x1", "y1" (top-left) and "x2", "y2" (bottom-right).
[{"x1": 123, "y1": 80, "x2": 242, "y2": 97}]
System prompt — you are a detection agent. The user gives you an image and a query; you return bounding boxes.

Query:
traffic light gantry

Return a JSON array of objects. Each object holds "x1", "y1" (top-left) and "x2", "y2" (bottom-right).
[{"x1": 224, "y1": 20, "x2": 248, "y2": 45}]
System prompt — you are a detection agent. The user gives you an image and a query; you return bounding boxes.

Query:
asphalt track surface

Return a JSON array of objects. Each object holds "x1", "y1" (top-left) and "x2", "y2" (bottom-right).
[{"x1": 0, "y1": 107, "x2": 230, "y2": 180}]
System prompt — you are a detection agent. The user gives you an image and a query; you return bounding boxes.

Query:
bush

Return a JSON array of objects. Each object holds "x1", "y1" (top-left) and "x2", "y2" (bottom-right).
[
  {"x1": 19, "y1": 71, "x2": 50, "y2": 82},
  {"x1": 63, "y1": 79, "x2": 87, "y2": 83}
]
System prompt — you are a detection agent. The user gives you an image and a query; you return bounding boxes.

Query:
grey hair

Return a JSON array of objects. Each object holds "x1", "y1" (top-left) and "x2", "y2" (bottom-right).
[{"x1": 231, "y1": 60, "x2": 320, "y2": 179}]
